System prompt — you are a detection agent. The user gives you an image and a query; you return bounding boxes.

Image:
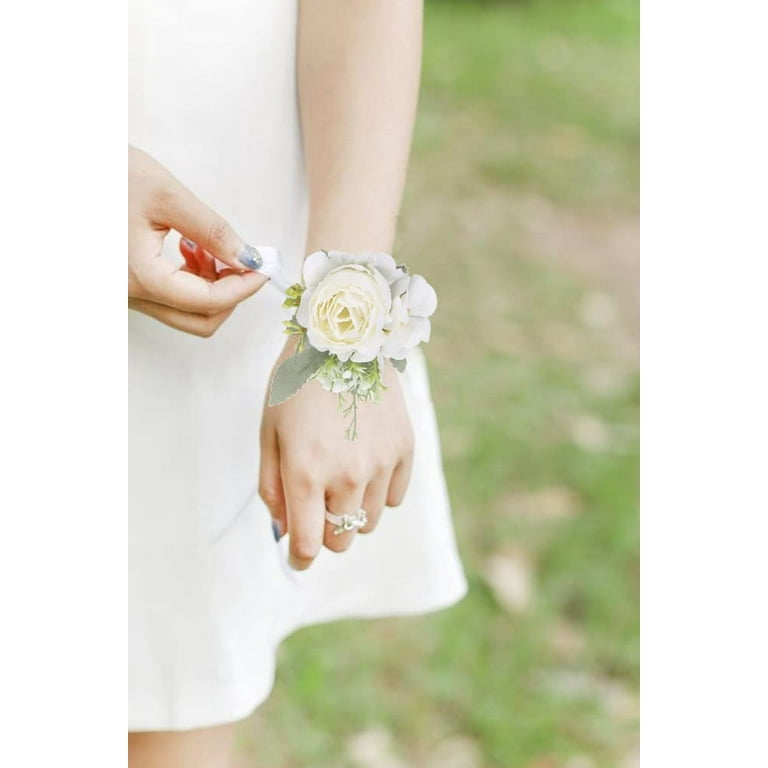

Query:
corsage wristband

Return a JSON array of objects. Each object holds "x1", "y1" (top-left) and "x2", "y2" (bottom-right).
[{"x1": 268, "y1": 249, "x2": 437, "y2": 440}]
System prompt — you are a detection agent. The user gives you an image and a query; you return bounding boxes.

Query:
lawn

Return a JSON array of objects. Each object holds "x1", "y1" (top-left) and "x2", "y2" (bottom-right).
[{"x1": 238, "y1": 1, "x2": 639, "y2": 766}]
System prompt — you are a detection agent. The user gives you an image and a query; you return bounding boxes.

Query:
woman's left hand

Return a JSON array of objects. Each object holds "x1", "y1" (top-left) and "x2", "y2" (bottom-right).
[{"x1": 258, "y1": 338, "x2": 415, "y2": 570}]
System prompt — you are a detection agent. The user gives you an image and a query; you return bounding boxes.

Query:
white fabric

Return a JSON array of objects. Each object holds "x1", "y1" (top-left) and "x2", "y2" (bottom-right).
[{"x1": 129, "y1": 0, "x2": 467, "y2": 732}]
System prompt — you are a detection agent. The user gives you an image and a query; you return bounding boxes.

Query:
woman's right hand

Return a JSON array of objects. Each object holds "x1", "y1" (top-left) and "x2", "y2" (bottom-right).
[{"x1": 128, "y1": 146, "x2": 270, "y2": 337}]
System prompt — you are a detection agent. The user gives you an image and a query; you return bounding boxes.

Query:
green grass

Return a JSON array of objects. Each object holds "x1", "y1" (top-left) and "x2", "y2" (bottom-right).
[
  {"x1": 416, "y1": 0, "x2": 639, "y2": 206},
  {"x1": 238, "y1": 2, "x2": 639, "y2": 766}
]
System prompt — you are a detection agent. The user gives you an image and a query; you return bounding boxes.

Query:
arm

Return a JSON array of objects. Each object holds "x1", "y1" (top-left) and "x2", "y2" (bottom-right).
[
  {"x1": 259, "y1": 1, "x2": 423, "y2": 569},
  {"x1": 298, "y1": 0, "x2": 423, "y2": 255}
]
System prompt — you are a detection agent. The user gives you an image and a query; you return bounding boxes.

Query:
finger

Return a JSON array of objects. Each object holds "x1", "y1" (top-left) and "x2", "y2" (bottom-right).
[
  {"x1": 259, "y1": 420, "x2": 286, "y2": 540},
  {"x1": 128, "y1": 296, "x2": 233, "y2": 337},
  {"x1": 140, "y1": 259, "x2": 269, "y2": 315},
  {"x1": 283, "y1": 464, "x2": 325, "y2": 570},
  {"x1": 359, "y1": 473, "x2": 391, "y2": 534},
  {"x1": 179, "y1": 237, "x2": 218, "y2": 281},
  {"x1": 194, "y1": 246, "x2": 220, "y2": 282},
  {"x1": 178, "y1": 238, "x2": 201, "y2": 274},
  {"x1": 324, "y1": 477, "x2": 366, "y2": 554},
  {"x1": 154, "y1": 179, "x2": 251, "y2": 272},
  {"x1": 387, "y1": 452, "x2": 414, "y2": 507}
]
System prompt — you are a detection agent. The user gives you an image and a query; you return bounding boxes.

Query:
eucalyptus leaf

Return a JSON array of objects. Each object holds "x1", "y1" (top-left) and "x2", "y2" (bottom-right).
[
  {"x1": 269, "y1": 346, "x2": 330, "y2": 406},
  {"x1": 390, "y1": 357, "x2": 407, "y2": 373}
]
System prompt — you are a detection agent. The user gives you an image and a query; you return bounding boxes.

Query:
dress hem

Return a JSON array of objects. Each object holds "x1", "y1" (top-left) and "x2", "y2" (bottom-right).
[{"x1": 128, "y1": 578, "x2": 468, "y2": 733}]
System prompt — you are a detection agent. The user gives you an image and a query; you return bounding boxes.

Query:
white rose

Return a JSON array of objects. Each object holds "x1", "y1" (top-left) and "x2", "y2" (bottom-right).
[
  {"x1": 382, "y1": 274, "x2": 438, "y2": 360},
  {"x1": 297, "y1": 257, "x2": 393, "y2": 362},
  {"x1": 300, "y1": 250, "x2": 405, "y2": 290}
]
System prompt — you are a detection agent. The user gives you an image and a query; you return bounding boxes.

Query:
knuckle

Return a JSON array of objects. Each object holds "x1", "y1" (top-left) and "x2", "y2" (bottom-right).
[
  {"x1": 325, "y1": 537, "x2": 352, "y2": 553},
  {"x1": 371, "y1": 459, "x2": 391, "y2": 477},
  {"x1": 258, "y1": 484, "x2": 281, "y2": 509},
  {"x1": 194, "y1": 318, "x2": 221, "y2": 338},
  {"x1": 337, "y1": 471, "x2": 363, "y2": 490},
  {"x1": 289, "y1": 470, "x2": 317, "y2": 496},
  {"x1": 291, "y1": 539, "x2": 318, "y2": 564},
  {"x1": 150, "y1": 186, "x2": 177, "y2": 220},
  {"x1": 335, "y1": 459, "x2": 367, "y2": 488},
  {"x1": 128, "y1": 270, "x2": 149, "y2": 300},
  {"x1": 400, "y1": 425, "x2": 415, "y2": 454}
]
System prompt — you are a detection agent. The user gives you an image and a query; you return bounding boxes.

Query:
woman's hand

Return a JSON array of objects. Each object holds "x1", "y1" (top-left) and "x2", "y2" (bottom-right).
[
  {"x1": 259, "y1": 338, "x2": 415, "y2": 570},
  {"x1": 128, "y1": 146, "x2": 270, "y2": 337}
]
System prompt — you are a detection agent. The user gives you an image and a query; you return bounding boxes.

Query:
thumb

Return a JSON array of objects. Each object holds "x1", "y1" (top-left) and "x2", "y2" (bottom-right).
[{"x1": 159, "y1": 178, "x2": 279, "y2": 274}]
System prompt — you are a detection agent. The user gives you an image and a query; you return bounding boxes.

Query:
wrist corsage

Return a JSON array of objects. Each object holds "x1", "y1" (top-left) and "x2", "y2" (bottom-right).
[{"x1": 268, "y1": 250, "x2": 437, "y2": 440}]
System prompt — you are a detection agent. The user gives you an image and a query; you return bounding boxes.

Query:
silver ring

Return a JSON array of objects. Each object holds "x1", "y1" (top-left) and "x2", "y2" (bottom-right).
[{"x1": 325, "y1": 508, "x2": 368, "y2": 535}]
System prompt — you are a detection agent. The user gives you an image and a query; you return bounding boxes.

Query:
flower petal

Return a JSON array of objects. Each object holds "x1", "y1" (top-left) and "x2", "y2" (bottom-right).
[
  {"x1": 405, "y1": 275, "x2": 438, "y2": 317},
  {"x1": 371, "y1": 252, "x2": 402, "y2": 285},
  {"x1": 303, "y1": 251, "x2": 339, "y2": 288},
  {"x1": 390, "y1": 274, "x2": 410, "y2": 301},
  {"x1": 296, "y1": 288, "x2": 312, "y2": 327},
  {"x1": 409, "y1": 316, "x2": 431, "y2": 344},
  {"x1": 326, "y1": 250, "x2": 359, "y2": 267},
  {"x1": 350, "y1": 331, "x2": 386, "y2": 362},
  {"x1": 383, "y1": 316, "x2": 431, "y2": 359}
]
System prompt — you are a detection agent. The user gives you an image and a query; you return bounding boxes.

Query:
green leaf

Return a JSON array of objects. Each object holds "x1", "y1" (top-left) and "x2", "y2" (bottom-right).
[
  {"x1": 282, "y1": 316, "x2": 305, "y2": 336},
  {"x1": 281, "y1": 282, "x2": 306, "y2": 309},
  {"x1": 269, "y1": 346, "x2": 330, "y2": 406},
  {"x1": 390, "y1": 357, "x2": 407, "y2": 373}
]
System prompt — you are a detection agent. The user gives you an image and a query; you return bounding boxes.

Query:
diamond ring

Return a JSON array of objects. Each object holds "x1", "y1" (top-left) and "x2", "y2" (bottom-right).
[{"x1": 325, "y1": 508, "x2": 368, "y2": 535}]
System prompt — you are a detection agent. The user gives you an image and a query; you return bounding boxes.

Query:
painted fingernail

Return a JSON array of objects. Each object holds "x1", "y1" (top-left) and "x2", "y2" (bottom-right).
[
  {"x1": 237, "y1": 244, "x2": 264, "y2": 271},
  {"x1": 271, "y1": 519, "x2": 283, "y2": 541},
  {"x1": 180, "y1": 237, "x2": 197, "y2": 249}
]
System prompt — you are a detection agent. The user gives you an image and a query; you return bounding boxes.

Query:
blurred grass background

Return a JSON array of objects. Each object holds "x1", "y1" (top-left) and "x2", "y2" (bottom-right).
[{"x1": 238, "y1": 0, "x2": 639, "y2": 766}]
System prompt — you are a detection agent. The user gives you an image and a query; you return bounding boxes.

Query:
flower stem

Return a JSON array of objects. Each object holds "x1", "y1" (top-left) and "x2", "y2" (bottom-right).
[{"x1": 339, "y1": 390, "x2": 359, "y2": 441}]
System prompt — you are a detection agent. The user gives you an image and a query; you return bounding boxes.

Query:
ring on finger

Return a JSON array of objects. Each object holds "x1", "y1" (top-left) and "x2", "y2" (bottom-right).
[{"x1": 325, "y1": 508, "x2": 368, "y2": 536}]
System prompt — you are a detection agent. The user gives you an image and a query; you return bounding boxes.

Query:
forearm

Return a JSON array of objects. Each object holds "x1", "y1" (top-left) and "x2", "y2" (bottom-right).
[{"x1": 297, "y1": 0, "x2": 423, "y2": 255}]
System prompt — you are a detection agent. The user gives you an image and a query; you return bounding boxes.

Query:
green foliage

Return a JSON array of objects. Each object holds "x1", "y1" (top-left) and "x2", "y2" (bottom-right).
[
  {"x1": 313, "y1": 356, "x2": 386, "y2": 440},
  {"x1": 268, "y1": 344, "x2": 329, "y2": 405},
  {"x1": 281, "y1": 281, "x2": 305, "y2": 310},
  {"x1": 281, "y1": 317, "x2": 304, "y2": 337}
]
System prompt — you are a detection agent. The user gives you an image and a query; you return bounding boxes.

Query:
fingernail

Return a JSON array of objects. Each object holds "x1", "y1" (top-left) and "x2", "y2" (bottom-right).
[
  {"x1": 237, "y1": 244, "x2": 264, "y2": 271},
  {"x1": 180, "y1": 237, "x2": 197, "y2": 249},
  {"x1": 271, "y1": 519, "x2": 283, "y2": 541}
]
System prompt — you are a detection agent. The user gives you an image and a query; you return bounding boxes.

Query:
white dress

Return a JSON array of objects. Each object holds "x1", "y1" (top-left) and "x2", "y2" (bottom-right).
[{"x1": 128, "y1": 0, "x2": 467, "y2": 731}]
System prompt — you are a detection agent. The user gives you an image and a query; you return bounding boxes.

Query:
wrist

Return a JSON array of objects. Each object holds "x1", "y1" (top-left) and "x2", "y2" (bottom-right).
[
  {"x1": 304, "y1": 219, "x2": 396, "y2": 257},
  {"x1": 278, "y1": 334, "x2": 301, "y2": 362}
]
